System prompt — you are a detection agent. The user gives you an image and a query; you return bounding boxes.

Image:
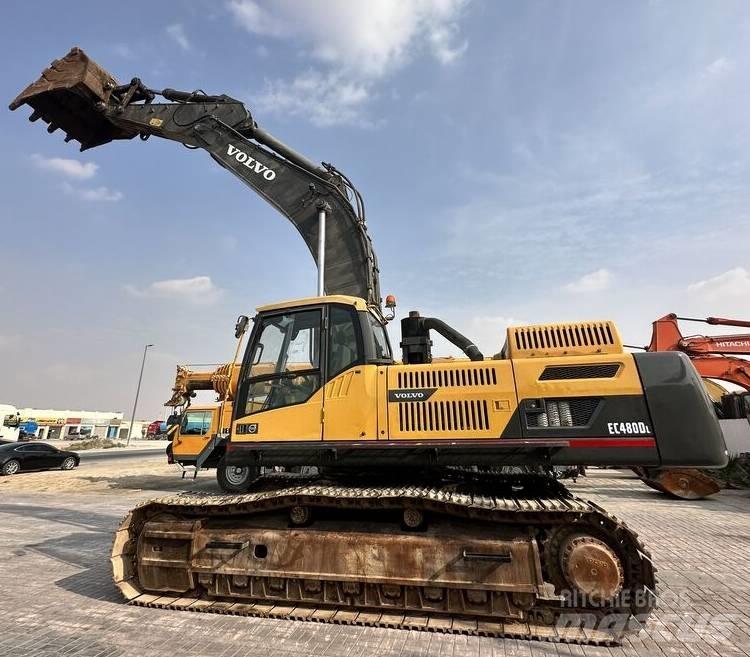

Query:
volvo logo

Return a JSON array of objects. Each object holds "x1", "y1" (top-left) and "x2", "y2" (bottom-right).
[
  {"x1": 236, "y1": 423, "x2": 259, "y2": 435},
  {"x1": 226, "y1": 144, "x2": 276, "y2": 181},
  {"x1": 388, "y1": 388, "x2": 438, "y2": 402}
]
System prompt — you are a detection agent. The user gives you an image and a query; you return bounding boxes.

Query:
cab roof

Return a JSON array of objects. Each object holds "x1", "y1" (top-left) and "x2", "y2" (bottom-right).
[{"x1": 256, "y1": 295, "x2": 369, "y2": 313}]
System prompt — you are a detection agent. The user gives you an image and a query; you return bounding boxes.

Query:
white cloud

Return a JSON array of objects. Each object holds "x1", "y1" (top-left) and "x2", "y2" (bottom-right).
[
  {"x1": 256, "y1": 70, "x2": 371, "y2": 127},
  {"x1": 32, "y1": 154, "x2": 98, "y2": 180},
  {"x1": 229, "y1": 0, "x2": 470, "y2": 125},
  {"x1": 228, "y1": 1, "x2": 290, "y2": 38},
  {"x1": 428, "y1": 22, "x2": 468, "y2": 64},
  {"x1": 61, "y1": 183, "x2": 123, "y2": 202},
  {"x1": 704, "y1": 57, "x2": 735, "y2": 78},
  {"x1": 126, "y1": 276, "x2": 224, "y2": 305},
  {"x1": 687, "y1": 267, "x2": 750, "y2": 298},
  {"x1": 33, "y1": 153, "x2": 122, "y2": 201},
  {"x1": 467, "y1": 315, "x2": 526, "y2": 355},
  {"x1": 113, "y1": 44, "x2": 136, "y2": 59},
  {"x1": 166, "y1": 23, "x2": 191, "y2": 51},
  {"x1": 563, "y1": 268, "x2": 612, "y2": 293}
]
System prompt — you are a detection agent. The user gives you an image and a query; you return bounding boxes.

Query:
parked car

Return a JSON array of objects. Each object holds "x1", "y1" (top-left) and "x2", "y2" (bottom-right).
[{"x1": 0, "y1": 442, "x2": 79, "y2": 475}]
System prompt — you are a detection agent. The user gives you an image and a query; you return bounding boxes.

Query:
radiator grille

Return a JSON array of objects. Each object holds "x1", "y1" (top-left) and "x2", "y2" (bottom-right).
[
  {"x1": 505, "y1": 321, "x2": 622, "y2": 358},
  {"x1": 397, "y1": 367, "x2": 497, "y2": 389},
  {"x1": 525, "y1": 398, "x2": 601, "y2": 428},
  {"x1": 398, "y1": 399, "x2": 490, "y2": 433},
  {"x1": 539, "y1": 364, "x2": 620, "y2": 380}
]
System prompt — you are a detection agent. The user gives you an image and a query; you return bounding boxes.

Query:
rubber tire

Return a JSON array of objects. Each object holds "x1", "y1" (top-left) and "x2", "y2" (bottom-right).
[
  {"x1": 216, "y1": 457, "x2": 258, "y2": 493},
  {"x1": 61, "y1": 457, "x2": 77, "y2": 470},
  {"x1": 2, "y1": 459, "x2": 20, "y2": 476}
]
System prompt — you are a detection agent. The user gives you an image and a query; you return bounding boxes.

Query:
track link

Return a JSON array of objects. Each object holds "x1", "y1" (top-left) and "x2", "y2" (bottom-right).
[{"x1": 112, "y1": 474, "x2": 656, "y2": 645}]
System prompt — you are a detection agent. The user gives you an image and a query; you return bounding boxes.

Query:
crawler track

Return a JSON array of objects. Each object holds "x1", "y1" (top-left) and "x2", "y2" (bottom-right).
[{"x1": 112, "y1": 474, "x2": 655, "y2": 645}]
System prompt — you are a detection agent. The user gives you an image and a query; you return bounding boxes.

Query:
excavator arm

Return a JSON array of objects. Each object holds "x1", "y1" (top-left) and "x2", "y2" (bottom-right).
[{"x1": 10, "y1": 47, "x2": 381, "y2": 307}]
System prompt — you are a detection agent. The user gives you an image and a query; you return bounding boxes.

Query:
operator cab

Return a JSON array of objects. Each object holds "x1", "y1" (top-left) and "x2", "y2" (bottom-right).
[
  {"x1": 720, "y1": 391, "x2": 750, "y2": 420},
  {"x1": 234, "y1": 296, "x2": 393, "y2": 422}
]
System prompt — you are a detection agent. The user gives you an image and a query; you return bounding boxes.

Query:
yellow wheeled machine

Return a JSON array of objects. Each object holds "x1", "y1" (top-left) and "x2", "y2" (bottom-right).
[
  {"x1": 162, "y1": 363, "x2": 248, "y2": 489},
  {"x1": 12, "y1": 49, "x2": 727, "y2": 644}
]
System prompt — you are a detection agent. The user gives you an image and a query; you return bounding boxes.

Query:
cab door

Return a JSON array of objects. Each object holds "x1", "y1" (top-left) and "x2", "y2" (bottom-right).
[
  {"x1": 323, "y1": 305, "x2": 378, "y2": 441},
  {"x1": 234, "y1": 307, "x2": 324, "y2": 442}
]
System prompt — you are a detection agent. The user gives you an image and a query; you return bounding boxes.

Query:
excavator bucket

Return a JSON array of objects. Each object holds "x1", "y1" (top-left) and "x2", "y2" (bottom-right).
[
  {"x1": 633, "y1": 467, "x2": 721, "y2": 500},
  {"x1": 9, "y1": 47, "x2": 135, "y2": 150}
]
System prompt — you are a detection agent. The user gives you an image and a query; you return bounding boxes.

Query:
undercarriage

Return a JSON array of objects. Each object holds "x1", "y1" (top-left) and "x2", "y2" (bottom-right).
[{"x1": 112, "y1": 472, "x2": 655, "y2": 644}]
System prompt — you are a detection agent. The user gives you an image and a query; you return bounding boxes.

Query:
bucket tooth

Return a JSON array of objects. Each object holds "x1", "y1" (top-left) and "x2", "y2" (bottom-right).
[{"x1": 9, "y1": 47, "x2": 137, "y2": 150}]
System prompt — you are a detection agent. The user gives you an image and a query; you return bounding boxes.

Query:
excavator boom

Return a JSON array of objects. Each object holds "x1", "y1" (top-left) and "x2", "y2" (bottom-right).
[
  {"x1": 10, "y1": 48, "x2": 381, "y2": 307},
  {"x1": 648, "y1": 313, "x2": 750, "y2": 355}
]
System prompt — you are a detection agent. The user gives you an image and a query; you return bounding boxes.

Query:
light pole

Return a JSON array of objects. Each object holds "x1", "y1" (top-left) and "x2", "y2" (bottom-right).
[{"x1": 126, "y1": 343, "x2": 153, "y2": 447}]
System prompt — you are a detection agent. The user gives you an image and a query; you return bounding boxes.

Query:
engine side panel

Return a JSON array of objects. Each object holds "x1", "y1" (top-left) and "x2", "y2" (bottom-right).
[{"x1": 384, "y1": 361, "x2": 518, "y2": 439}]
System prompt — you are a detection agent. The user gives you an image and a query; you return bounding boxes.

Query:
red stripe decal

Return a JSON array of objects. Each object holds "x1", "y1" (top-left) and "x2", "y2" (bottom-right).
[{"x1": 569, "y1": 438, "x2": 656, "y2": 448}]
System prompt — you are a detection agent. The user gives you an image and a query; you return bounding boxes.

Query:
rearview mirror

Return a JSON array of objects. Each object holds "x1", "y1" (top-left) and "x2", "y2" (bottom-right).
[{"x1": 235, "y1": 315, "x2": 250, "y2": 339}]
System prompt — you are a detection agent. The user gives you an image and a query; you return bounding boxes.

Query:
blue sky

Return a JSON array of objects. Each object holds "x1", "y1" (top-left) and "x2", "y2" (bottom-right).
[{"x1": 2, "y1": 1, "x2": 749, "y2": 418}]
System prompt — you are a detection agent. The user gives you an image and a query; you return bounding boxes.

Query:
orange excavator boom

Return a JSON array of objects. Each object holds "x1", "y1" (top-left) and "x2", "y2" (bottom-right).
[{"x1": 648, "y1": 313, "x2": 750, "y2": 358}]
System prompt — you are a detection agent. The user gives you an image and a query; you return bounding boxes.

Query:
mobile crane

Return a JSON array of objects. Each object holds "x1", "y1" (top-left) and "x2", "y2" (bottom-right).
[
  {"x1": 632, "y1": 314, "x2": 750, "y2": 499},
  {"x1": 162, "y1": 362, "x2": 244, "y2": 488},
  {"x1": 11, "y1": 48, "x2": 728, "y2": 644}
]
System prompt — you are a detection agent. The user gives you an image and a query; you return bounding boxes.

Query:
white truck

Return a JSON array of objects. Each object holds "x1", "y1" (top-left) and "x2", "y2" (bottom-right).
[{"x1": 0, "y1": 404, "x2": 21, "y2": 442}]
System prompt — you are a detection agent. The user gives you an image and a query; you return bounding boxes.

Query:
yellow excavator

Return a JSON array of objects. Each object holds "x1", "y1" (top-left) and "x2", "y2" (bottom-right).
[{"x1": 12, "y1": 48, "x2": 728, "y2": 645}]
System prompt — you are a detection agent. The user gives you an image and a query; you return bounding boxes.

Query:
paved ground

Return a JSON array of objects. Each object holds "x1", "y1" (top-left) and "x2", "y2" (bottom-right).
[
  {"x1": 76, "y1": 448, "x2": 168, "y2": 463},
  {"x1": 0, "y1": 461, "x2": 748, "y2": 657}
]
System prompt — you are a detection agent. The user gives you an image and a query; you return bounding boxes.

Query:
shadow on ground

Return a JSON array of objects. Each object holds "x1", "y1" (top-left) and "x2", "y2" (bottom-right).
[
  {"x1": 78, "y1": 474, "x2": 220, "y2": 493},
  {"x1": 0, "y1": 503, "x2": 123, "y2": 604},
  {"x1": 0, "y1": 503, "x2": 118, "y2": 532},
  {"x1": 54, "y1": 555, "x2": 123, "y2": 604}
]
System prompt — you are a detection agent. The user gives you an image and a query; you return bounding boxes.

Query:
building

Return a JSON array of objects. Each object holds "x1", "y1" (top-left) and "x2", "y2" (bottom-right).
[{"x1": 1, "y1": 405, "x2": 149, "y2": 441}]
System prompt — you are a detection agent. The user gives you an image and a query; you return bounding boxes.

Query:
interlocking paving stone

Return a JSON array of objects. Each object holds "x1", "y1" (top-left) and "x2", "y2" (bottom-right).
[{"x1": 0, "y1": 469, "x2": 748, "y2": 656}]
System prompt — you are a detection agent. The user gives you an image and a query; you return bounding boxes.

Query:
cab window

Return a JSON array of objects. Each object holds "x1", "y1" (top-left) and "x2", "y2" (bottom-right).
[
  {"x1": 242, "y1": 309, "x2": 322, "y2": 415},
  {"x1": 181, "y1": 410, "x2": 212, "y2": 435},
  {"x1": 328, "y1": 306, "x2": 362, "y2": 378},
  {"x1": 368, "y1": 313, "x2": 392, "y2": 361}
]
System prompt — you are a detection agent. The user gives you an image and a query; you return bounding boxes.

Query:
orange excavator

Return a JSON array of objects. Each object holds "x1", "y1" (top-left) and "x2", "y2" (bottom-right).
[{"x1": 635, "y1": 314, "x2": 750, "y2": 499}]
